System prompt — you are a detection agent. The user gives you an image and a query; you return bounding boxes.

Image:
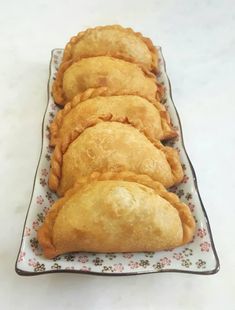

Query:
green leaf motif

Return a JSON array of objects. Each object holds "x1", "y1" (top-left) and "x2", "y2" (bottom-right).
[
  {"x1": 181, "y1": 259, "x2": 192, "y2": 268},
  {"x1": 196, "y1": 259, "x2": 206, "y2": 269},
  {"x1": 34, "y1": 262, "x2": 46, "y2": 272}
]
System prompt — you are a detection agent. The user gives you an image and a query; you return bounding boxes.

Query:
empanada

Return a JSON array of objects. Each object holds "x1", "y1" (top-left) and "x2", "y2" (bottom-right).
[
  {"x1": 62, "y1": 25, "x2": 158, "y2": 73},
  {"x1": 52, "y1": 56, "x2": 161, "y2": 105},
  {"x1": 38, "y1": 171, "x2": 195, "y2": 258},
  {"x1": 50, "y1": 91, "x2": 176, "y2": 146},
  {"x1": 49, "y1": 122, "x2": 183, "y2": 196}
]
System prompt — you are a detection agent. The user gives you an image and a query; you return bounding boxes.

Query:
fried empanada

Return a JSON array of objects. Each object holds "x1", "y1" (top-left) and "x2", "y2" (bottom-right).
[
  {"x1": 62, "y1": 25, "x2": 158, "y2": 73},
  {"x1": 50, "y1": 91, "x2": 176, "y2": 146},
  {"x1": 38, "y1": 171, "x2": 195, "y2": 258},
  {"x1": 52, "y1": 56, "x2": 161, "y2": 105},
  {"x1": 49, "y1": 122, "x2": 183, "y2": 196}
]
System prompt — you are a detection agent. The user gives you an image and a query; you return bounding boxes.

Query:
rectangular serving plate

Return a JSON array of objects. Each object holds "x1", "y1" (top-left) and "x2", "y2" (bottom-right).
[{"x1": 15, "y1": 48, "x2": 219, "y2": 276}]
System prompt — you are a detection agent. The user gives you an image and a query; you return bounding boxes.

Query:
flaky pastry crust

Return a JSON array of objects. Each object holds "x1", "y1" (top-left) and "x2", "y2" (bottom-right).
[
  {"x1": 48, "y1": 122, "x2": 183, "y2": 196},
  {"x1": 52, "y1": 56, "x2": 162, "y2": 106},
  {"x1": 50, "y1": 89, "x2": 177, "y2": 146},
  {"x1": 38, "y1": 171, "x2": 195, "y2": 258},
  {"x1": 62, "y1": 25, "x2": 158, "y2": 73}
]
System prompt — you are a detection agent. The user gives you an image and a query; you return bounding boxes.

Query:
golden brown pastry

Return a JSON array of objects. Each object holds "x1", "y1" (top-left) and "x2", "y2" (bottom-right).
[
  {"x1": 62, "y1": 25, "x2": 158, "y2": 73},
  {"x1": 49, "y1": 122, "x2": 183, "y2": 196},
  {"x1": 38, "y1": 171, "x2": 195, "y2": 258},
  {"x1": 50, "y1": 90, "x2": 176, "y2": 146},
  {"x1": 52, "y1": 56, "x2": 161, "y2": 105}
]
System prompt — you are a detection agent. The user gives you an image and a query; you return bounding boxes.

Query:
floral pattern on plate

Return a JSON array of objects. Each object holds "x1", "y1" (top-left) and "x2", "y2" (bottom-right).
[{"x1": 15, "y1": 48, "x2": 219, "y2": 275}]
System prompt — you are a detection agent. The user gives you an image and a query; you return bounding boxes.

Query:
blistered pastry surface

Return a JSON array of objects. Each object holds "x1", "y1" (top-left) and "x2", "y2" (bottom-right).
[{"x1": 16, "y1": 49, "x2": 218, "y2": 275}]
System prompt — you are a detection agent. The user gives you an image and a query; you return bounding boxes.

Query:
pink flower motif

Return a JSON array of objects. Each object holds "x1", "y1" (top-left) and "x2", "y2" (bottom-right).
[
  {"x1": 28, "y1": 258, "x2": 37, "y2": 267},
  {"x1": 128, "y1": 261, "x2": 139, "y2": 269},
  {"x1": 36, "y1": 195, "x2": 44, "y2": 205},
  {"x1": 182, "y1": 175, "x2": 189, "y2": 184},
  {"x1": 113, "y1": 263, "x2": 124, "y2": 272},
  {"x1": 78, "y1": 255, "x2": 89, "y2": 263},
  {"x1": 34, "y1": 247, "x2": 43, "y2": 256},
  {"x1": 188, "y1": 203, "x2": 195, "y2": 212},
  {"x1": 43, "y1": 206, "x2": 49, "y2": 215},
  {"x1": 41, "y1": 168, "x2": 48, "y2": 177},
  {"x1": 200, "y1": 242, "x2": 211, "y2": 252},
  {"x1": 122, "y1": 253, "x2": 133, "y2": 259},
  {"x1": 197, "y1": 228, "x2": 207, "y2": 238},
  {"x1": 18, "y1": 251, "x2": 25, "y2": 262},
  {"x1": 80, "y1": 266, "x2": 91, "y2": 272},
  {"x1": 51, "y1": 103, "x2": 57, "y2": 111},
  {"x1": 160, "y1": 257, "x2": 171, "y2": 266},
  {"x1": 24, "y1": 226, "x2": 31, "y2": 237},
  {"x1": 173, "y1": 252, "x2": 183, "y2": 260},
  {"x1": 32, "y1": 221, "x2": 40, "y2": 231}
]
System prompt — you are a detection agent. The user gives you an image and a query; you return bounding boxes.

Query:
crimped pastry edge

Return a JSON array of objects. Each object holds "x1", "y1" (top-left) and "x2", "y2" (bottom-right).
[
  {"x1": 48, "y1": 120, "x2": 183, "y2": 195},
  {"x1": 38, "y1": 171, "x2": 195, "y2": 258},
  {"x1": 50, "y1": 88, "x2": 177, "y2": 146},
  {"x1": 62, "y1": 25, "x2": 159, "y2": 72},
  {"x1": 52, "y1": 56, "x2": 162, "y2": 106}
]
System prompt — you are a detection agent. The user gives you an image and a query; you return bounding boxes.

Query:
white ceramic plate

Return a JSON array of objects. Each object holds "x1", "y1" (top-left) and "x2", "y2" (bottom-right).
[{"x1": 15, "y1": 48, "x2": 219, "y2": 276}]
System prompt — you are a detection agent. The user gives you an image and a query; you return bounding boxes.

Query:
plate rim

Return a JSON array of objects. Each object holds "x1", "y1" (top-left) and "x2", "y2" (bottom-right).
[{"x1": 15, "y1": 48, "x2": 220, "y2": 276}]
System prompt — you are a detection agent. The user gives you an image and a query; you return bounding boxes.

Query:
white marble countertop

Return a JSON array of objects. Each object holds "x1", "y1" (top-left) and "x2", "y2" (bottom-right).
[{"x1": 0, "y1": 0, "x2": 234, "y2": 309}]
